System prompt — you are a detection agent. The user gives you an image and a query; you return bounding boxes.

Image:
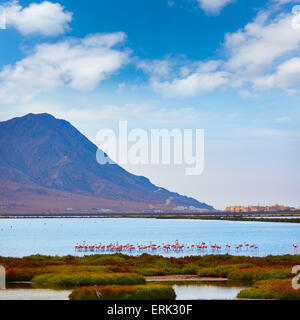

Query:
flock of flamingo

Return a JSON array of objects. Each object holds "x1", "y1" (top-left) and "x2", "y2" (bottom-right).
[
  {"x1": 74, "y1": 242, "x2": 300, "y2": 255},
  {"x1": 74, "y1": 241, "x2": 263, "y2": 254}
]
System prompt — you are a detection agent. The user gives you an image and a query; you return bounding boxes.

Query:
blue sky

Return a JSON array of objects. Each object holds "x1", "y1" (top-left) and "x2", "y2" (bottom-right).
[{"x1": 0, "y1": 0, "x2": 299, "y2": 209}]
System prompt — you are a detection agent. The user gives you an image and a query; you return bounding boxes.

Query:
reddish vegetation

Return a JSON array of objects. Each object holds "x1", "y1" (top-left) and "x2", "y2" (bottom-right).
[
  {"x1": 69, "y1": 284, "x2": 176, "y2": 300},
  {"x1": 238, "y1": 279, "x2": 300, "y2": 300}
]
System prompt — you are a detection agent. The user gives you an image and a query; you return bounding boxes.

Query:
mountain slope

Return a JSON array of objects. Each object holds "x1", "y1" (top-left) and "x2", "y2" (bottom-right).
[{"x1": 0, "y1": 113, "x2": 214, "y2": 212}]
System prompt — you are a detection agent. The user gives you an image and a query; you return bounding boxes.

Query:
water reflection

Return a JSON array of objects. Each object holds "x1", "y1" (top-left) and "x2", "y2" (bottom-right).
[
  {"x1": 0, "y1": 281, "x2": 252, "y2": 300},
  {"x1": 171, "y1": 281, "x2": 251, "y2": 300}
]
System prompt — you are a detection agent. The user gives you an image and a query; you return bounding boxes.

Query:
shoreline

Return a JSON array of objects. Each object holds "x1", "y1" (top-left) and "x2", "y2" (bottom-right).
[
  {"x1": 0, "y1": 218, "x2": 299, "y2": 223},
  {"x1": 0, "y1": 212, "x2": 300, "y2": 223},
  {"x1": 145, "y1": 275, "x2": 228, "y2": 282},
  {"x1": 7, "y1": 276, "x2": 229, "y2": 284}
]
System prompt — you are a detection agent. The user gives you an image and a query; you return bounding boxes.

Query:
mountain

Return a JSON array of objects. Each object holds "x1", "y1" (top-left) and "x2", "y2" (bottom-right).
[{"x1": 0, "y1": 113, "x2": 214, "y2": 213}]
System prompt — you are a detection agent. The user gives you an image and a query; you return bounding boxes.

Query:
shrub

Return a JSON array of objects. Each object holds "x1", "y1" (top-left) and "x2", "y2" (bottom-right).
[
  {"x1": 69, "y1": 284, "x2": 176, "y2": 300},
  {"x1": 197, "y1": 264, "x2": 251, "y2": 278},
  {"x1": 197, "y1": 267, "x2": 219, "y2": 277},
  {"x1": 238, "y1": 280, "x2": 300, "y2": 300},
  {"x1": 134, "y1": 268, "x2": 166, "y2": 276},
  {"x1": 32, "y1": 272, "x2": 146, "y2": 288},
  {"x1": 6, "y1": 268, "x2": 47, "y2": 282},
  {"x1": 181, "y1": 264, "x2": 199, "y2": 275},
  {"x1": 80, "y1": 255, "x2": 128, "y2": 266},
  {"x1": 228, "y1": 268, "x2": 292, "y2": 281},
  {"x1": 2, "y1": 254, "x2": 300, "y2": 284},
  {"x1": 5, "y1": 265, "x2": 111, "y2": 282}
]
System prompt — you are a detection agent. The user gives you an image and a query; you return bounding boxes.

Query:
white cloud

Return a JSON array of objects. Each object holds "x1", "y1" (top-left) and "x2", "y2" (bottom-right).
[
  {"x1": 225, "y1": 12, "x2": 300, "y2": 71},
  {"x1": 0, "y1": 6, "x2": 6, "y2": 29},
  {"x1": 58, "y1": 104, "x2": 210, "y2": 123},
  {"x1": 140, "y1": 60, "x2": 230, "y2": 97},
  {"x1": 224, "y1": 10, "x2": 300, "y2": 91},
  {"x1": 4, "y1": 0, "x2": 72, "y2": 36},
  {"x1": 0, "y1": 32, "x2": 129, "y2": 104},
  {"x1": 139, "y1": 8, "x2": 300, "y2": 96},
  {"x1": 197, "y1": 0, "x2": 235, "y2": 15},
  {"x1": 0, "y1": 101, "x2": 217, "y2": 126},
  {"x1": 152, "y1": 69, "x2": 229, "y2": 97},
  {"x1": 253, "y1": 57, "x2": 300, "y2": 91},
  {"x1": 137, "y1": 59, "x2": 172, "y2": 77}
]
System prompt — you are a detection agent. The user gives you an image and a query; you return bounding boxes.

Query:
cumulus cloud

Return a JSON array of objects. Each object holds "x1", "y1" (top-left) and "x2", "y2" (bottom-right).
[
  {"x1": 139, "y1": 59, "x2": 230, "y2": 97},
  {"x1": 197, "y1": 0, "x2": 235, "y2": 15},
  {"x1": 223, "y1": 10, "x2": 300, "y2": 91},
  {"x1": 152, "y1": 66, "x2": 229, "y2": 97},
  {"x1": 4, "y1": 0, "x2": 72, "y2": 36},
  {"x1": 253, "y1": 57, "x2": 300, "y2": 92},
  {"x1": 0, "y1": 32, "x2": 129, "y2": 104},
  {"x1": 139, "y1": 7, "x2": 300, "y2": 96},
  {"x1": 224, "y1": 12, "x2": 300, "y2": 72}
]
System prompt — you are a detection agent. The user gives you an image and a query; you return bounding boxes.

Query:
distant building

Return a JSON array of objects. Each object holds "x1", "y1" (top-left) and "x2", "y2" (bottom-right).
[{"x1": 225, "y1": 205, "x2": 295, "y2": 213}]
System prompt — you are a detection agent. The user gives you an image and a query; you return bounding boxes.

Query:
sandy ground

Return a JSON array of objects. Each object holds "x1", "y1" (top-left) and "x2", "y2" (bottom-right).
[{"x1": 145, "y1": 275, "x2": 228, "y2": 282}]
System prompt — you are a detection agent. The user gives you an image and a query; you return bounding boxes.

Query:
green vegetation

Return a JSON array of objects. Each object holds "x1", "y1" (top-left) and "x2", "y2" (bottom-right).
[
  {"x1": 238, "y1": 279, "x2": 300, "y2": 300},
  {"x1": 229, "y1": 267, "x2": 292, "y2": 281},
  {"x1": 2, "y1": 254, "x2": 300, "y2": 282},
  {"x1": 32, "y1": 272, "x2": 145, "y2": 289},
  {"x1": 69, "y1": 284, "x2": 176, "y2": 300},
  {"x1": 2, "y1": 254, "x2": 300, "y2": 300},
  {"x1": 6, "y1": 265, "x2": 111, "y2": 282},
  {"x1": 197, "y1": 264, "x2": 251, "y2": 278}
]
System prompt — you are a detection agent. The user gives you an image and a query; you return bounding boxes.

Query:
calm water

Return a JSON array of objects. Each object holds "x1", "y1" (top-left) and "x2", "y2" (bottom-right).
[
  {"x1": 0, "y1": 288, "x2": 71, "y2": 300},
  {"x1": 0, "y1": 218, "x2": 299, "y2": 257},
  {"x1": 173, "y1": 281, "x2": 249, "y2": 300},
  {"x1": 0, "y1": 281, "x2": 249, "y2": 300}
]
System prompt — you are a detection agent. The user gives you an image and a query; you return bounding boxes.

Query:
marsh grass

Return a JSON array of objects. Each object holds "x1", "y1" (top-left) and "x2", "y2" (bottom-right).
[
  {"x1": 1, "y1": 254, "x2": 299, "y2": 283},
  {"x1": 228, "y1": 268, "x2": 292, "y2": 281},
  {"x1": 238, "y1": 279, "x2": 300, "y2": 300},
  {"x1": 69, "y1": 284, "x2": 176, "y2": 300},
  {"x1": 32, "y1": 272, "x2": 146, "y2": 289},
  {"x1": 6, "y1": 265, "x2": 111, "y2": 282},
  {"x1": 197, "y1": 264, "x2": 251, "y2": 278}
]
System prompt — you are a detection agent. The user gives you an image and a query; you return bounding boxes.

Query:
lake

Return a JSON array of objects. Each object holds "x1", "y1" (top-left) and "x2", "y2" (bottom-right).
[
  {"x1": 0, "y1": 281, "x2": 250, "y2": 300},
  {"x1": 173, "y1": 281, "x2": 250, "y2": 300},
  {"x1": 0, "y1": 218, "x2": 299, "y2": 257}
]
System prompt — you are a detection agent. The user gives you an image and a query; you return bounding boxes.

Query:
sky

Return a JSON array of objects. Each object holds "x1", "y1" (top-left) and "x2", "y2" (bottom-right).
[{"x1": 0, "y1": 0, "x2": 299, "y2": 209}]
